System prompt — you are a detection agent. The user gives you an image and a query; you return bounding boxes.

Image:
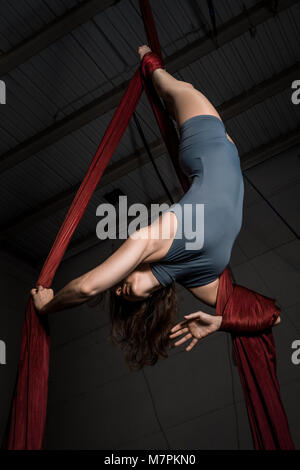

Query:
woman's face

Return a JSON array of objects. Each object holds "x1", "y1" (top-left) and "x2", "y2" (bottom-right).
[{"x1": 114, "y1": 265, "x2": 155, "y2": 302}]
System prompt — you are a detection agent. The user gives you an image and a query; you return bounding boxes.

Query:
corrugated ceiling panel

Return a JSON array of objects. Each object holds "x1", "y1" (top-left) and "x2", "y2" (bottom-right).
[
  {"x1": 0, "y1": 83, "x2": 298, "y2": 235},
  {"x1": 0, "y1": 0, "x2": 83, "y2": 52},
  {"x1": 176, "y1": 3, "x2": 300, "y2": 107},
  {"x1": 0, "y1": 0, "x2": 299, "y2": 263},
  {"x1": 0, "y1": 0, "x2": 267, "y2": 152},
  {"x1": 0, "y1": 86, "x2": 171, "y2": 222},
  {"x1": 7, "y1": 152, "x2": 178, "y2": 260},
  {"x1": 225, "y1": 88, "x2": 300, "y2": 155}
]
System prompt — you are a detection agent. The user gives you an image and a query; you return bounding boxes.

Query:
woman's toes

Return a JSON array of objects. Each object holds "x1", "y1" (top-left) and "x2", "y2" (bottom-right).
[{"x1": 138, "y1": 45, "x2": 152, "y2": 61}]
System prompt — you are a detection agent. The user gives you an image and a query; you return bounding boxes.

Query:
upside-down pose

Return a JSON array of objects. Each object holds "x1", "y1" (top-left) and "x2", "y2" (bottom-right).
[{"x1": 31, "y1": 45, "x2": 280, "y2": 368}]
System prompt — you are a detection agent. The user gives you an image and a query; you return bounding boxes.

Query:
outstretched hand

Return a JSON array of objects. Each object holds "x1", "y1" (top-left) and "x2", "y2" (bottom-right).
[{"x1": 169, "y1": 311, "x2": 223, "y2": 352}]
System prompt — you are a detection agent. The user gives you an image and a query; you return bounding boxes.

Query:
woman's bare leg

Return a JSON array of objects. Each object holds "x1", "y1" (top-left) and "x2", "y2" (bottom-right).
[{"x1": 138, "y1": 45, "x2": 234, "y2": 144}]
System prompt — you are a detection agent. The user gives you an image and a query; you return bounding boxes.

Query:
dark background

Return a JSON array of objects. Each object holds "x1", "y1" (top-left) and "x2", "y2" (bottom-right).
[{"x1": 0, "y1": 0, "x2": 300, "y2": 449}]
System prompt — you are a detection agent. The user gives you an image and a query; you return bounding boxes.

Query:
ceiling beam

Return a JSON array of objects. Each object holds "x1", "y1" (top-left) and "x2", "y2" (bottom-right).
[
  {"x1": 219, "y1": 62, "x2": 300, "y2": 121},
  {"x1": 6, "y1": 122, "x2": 299, "y2": 267},
  {"x1": 2, "y1": 124, "x2": 299, "y2": 244},
  {"x1": 0, "y1": 0, "x2": 297, "y2": 174},
  {"x1": 166, "y1": 0, "x2": 298, "y2": 73},
  {"x1": 241, "y1": 126, "x2": 300, "y2": 170},
  {"x1": 0, "y1": 0, "x2": 121, "y2": 77},
  {"x1": 0, "y1": 138, "x2": 165, "y2": 239},
  {"x1": 45, "y1": 126, "x2": 300, "y2": 263},
  {"x1": 0, "y1": 61, "x2": 298, "y2": 240}
]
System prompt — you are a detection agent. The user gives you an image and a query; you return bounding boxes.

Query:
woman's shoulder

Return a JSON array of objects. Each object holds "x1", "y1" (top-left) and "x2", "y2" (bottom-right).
[{"x1": 142, "y1": 209, "x2": 178, "y2": 262}]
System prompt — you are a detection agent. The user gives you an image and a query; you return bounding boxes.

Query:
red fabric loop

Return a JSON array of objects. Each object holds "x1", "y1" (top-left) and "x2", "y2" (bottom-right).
[
  {"x1": 220, "y1": 284, "x2": 280, "y2": 334},
  {"x1": 216, "y1": 268, "x2": 294, "y2": 450},
  {"x1": 140, "y1": 51, "x2": 165, "y2": 78}
]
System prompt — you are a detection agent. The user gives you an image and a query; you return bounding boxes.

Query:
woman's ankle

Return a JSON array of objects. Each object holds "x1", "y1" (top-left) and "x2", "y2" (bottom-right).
[{"x1": 151, "y1": 68, "x2": 167, "y2": 96}]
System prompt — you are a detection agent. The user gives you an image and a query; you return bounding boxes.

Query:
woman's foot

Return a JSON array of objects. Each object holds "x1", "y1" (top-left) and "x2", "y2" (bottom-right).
[{"x1": 138, "y1": 45, "x2": 152, "y2": 61}]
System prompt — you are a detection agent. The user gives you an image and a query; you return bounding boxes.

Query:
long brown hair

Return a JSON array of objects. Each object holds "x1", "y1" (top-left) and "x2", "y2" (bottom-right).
[{"x1": 109, "y1": 284, "x2": 177, "y2": 369}]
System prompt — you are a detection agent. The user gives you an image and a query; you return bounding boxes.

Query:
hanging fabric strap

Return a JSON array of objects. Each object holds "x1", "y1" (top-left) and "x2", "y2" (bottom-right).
[
  {"x1": 138, "y1": 0, "x2": 189, "y2": 192},
  {"x1": 217, "y1": 269, "x2": 294, "y2": 449},
  {"x1": 5, "y1": 0, "x2": 294, "y2": 450},
  {"x1": 133, "y1": 112, "x2": 174, "y2": 204},
  {"x1": 6, "y1": 68, "x2": 144, "y2": 450}
]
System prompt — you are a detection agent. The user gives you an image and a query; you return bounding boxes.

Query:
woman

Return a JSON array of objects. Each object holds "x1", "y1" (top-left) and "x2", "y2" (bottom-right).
[{"x1": 31, "y1": 45, "x2": 279, "y2": 368}]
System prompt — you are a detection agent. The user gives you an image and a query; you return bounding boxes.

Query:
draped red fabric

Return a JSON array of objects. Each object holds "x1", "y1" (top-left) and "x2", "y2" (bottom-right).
[
  {"x1": 217, "y1": 268, "x2": 294, "y2": 449},
  {"x1": 5, "y1": 0, "x2": 294, "y2": 451},
  {"x1": 6, "y1": 68, "x2": 144, "y2": 449}
]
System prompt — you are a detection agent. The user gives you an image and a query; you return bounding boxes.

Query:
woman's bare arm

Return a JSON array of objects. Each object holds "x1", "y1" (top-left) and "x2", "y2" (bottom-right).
[
  {"x1": 32, "y1": 226, "x2": 154, "y2": 315},
  {"x1": 32, "y1": 209, "x2": 177, "y2": 315}
]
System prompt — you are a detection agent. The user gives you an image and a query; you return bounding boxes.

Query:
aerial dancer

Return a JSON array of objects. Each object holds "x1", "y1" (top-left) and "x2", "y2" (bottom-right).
[{"x1": 30, "y1": 45, "x2": 280, "y2": 368}]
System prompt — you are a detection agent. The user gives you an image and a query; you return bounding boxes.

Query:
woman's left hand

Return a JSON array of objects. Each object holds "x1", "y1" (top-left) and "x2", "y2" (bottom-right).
[
  {"x1": 30, "y1": 285, "x2": 54, "y2": 313},
  {"x1": 169, "y1": 311, "x2": 222, "y2": 351}
]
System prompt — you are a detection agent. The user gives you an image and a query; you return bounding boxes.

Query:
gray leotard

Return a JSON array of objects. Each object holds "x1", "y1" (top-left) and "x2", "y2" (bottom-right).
[{"x1": 150, "y1": 114, "x2": 244, "y2": 288}]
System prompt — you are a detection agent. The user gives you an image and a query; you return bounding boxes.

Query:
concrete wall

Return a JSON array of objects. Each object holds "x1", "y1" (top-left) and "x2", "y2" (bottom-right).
[
  {"x1": 44, "y1": 241, "x2": 250, "y2": 450},
  {"x1": 42, "y1": 146, "x2": 300, "y2": 450},
  {"x1": 1, "y1": 146, "x2": 299, "y2": 450},
  {"x1": 0, "y1": 251, "x2": 38, "y2": 443}
]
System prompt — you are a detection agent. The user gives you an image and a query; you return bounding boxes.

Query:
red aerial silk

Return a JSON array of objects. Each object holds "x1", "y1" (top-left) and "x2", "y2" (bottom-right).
[
  {"x1": 5, "y1": 0, "x2": 294, "y2": 450},
  {"x1": 6, "y1": 68, "x2": 144, "y2": 450},
  {"x1": 217, "y1": 269, "x2": 294, "y2": 449}
]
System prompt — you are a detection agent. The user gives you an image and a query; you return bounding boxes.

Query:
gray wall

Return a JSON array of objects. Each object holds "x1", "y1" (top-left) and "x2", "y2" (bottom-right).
[
  {"x1": 42, "y1": 145, "x2": 300, "y2": 450},
  {"x1": 1, "y1": 145, "x2": 299, "y2": 450},
  {"x1": 0, "y1": 251, "x2": 37, "y2": 443},
  {"x1": 44, "y1": 242, "x2": 251, "y2": 450}
]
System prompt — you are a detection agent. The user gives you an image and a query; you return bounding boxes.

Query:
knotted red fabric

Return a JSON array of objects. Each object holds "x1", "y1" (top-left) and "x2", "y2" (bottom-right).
[
  {"x1": 217, "y1": 268, "x2": 294, "y2": 449},
  {"x1": 141, "y1": 51, "x2": 165, "y2": 76},
  {"x1": 5, "y1": 0, "x2": 294, "y2": 450}
]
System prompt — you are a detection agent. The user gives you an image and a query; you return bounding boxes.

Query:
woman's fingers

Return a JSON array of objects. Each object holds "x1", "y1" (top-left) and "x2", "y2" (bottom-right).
[
  {"x1": 31, "y1": 285, "x2": 46, "y2": 296},
  {"x1": 170, "y1": 320, "x2": 188, "y2": 334},
  {"x1": 171, "y1": 332, "x2": 199, "y2": 351},
  {"x1": 184, "y1": 312, "x2": 201, "y2": 320},
  {"x1": 169, "y1": 327, "x2": 188, "y2": 339},
  {"x1": 174, "y1": 333, "x2": 192, "y2": 347},
  {"x1": 186, "y1": 338, "x2": 198, "y2": 352},
  {"x1": 138, "y1": 44, "x2": 150, "y2": 51}
]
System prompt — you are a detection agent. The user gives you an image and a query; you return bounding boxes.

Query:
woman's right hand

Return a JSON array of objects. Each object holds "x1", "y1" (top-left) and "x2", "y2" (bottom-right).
[
  {"x1": 30, "y1": 285, "x2": 54, "y2": 313},
  {"x1": 169, "y1": 311, "x2": 222, "y2": 352}
]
